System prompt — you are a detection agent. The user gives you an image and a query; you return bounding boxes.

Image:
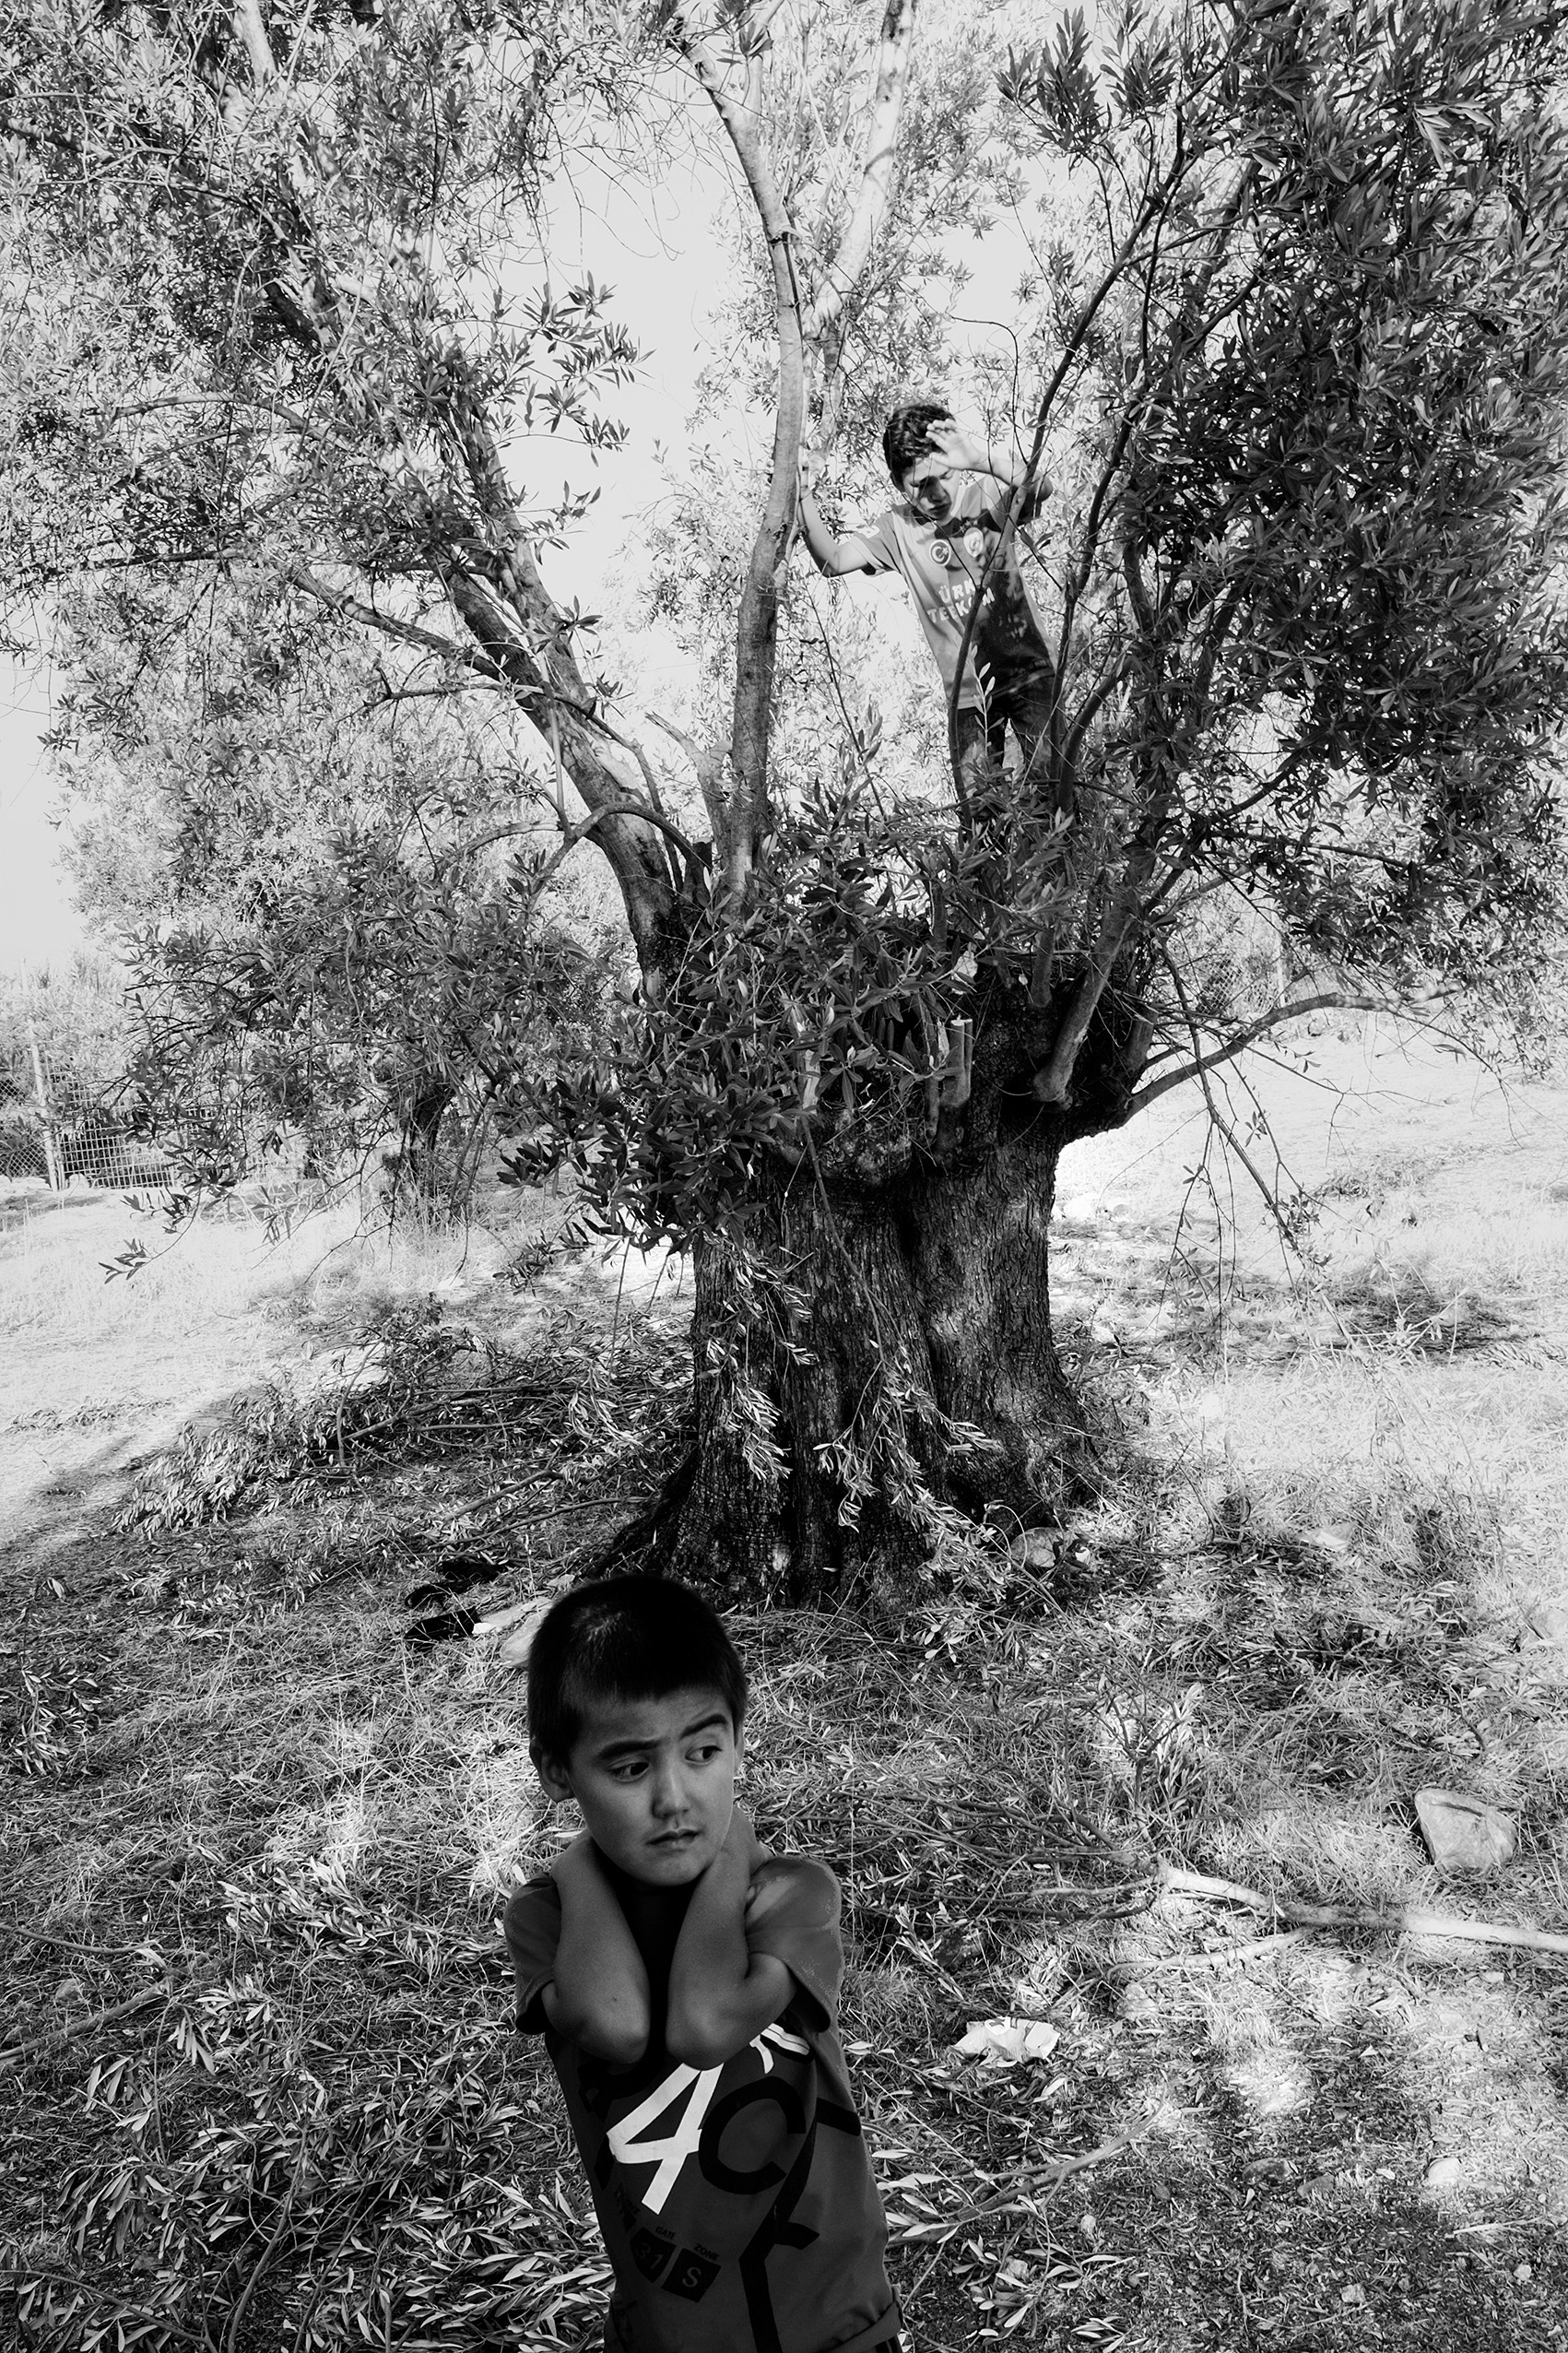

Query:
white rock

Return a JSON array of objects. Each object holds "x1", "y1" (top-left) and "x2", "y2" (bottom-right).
[{"x1": 1424, "y1": 2155, "x2": 1462, "y2": 2190}]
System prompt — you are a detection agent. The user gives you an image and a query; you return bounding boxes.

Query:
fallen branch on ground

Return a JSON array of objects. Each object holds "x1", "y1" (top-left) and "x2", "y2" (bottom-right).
[
  {"x1": 1162, "y1": 1865, "x2": 1568, "y2": 1957},
  {"x1": 0, "y1": 1982, "x2": 169, "y2": 2064},
  {"x1": 887, "y1": 2133, "x2": 1147, "y2": 2242},
  {"x1": 1144, "y1": 1927, "x2": 1317, "y2": 1972},
  {"x1": 221, "y1": 2143, "x2": 308, "y2": 2353},
  {"x1": 0, "y1": 1921, "x2": 149, "y2": 1959}
]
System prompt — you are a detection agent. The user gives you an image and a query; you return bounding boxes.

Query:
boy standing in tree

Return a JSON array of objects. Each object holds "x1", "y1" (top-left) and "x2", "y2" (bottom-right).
[
  {"x1": 797, "y1": 403, "x2": 1058, "y2": 813},
  {"x1": 506, "y1": 1575, "x2": 901, "y2": 2353}
]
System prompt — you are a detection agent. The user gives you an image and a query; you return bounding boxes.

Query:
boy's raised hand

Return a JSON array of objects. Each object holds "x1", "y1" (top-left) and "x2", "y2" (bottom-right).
[
  {"x1": 924, "y1": 416, "x2": 988, "y2": 473},
  {"x1": 666, "y1": 1800, "x2": 792, "y2": 2066}
]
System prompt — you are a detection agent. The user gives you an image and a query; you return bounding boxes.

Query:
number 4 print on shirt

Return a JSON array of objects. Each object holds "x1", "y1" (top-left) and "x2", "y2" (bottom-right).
[{"x1": 607, "y1": 2063, "x2": 724, "y2": 2215}]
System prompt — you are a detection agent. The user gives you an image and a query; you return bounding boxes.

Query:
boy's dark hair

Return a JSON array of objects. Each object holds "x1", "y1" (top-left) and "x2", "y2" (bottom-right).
[
  {"x1": 883, "y1": 399, "x2": 952, "y2": 484},
  {"x1": 526, "y1": 1574, "x2": 748, "y2": 1765}
]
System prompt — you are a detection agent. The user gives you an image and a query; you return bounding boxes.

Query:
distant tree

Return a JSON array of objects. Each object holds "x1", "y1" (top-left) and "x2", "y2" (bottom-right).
[
  {"x1": 0, "y1": 952, "x2": 134, "y2": 1182},
  {"x1": 0, "y1": 953, "x2": 129, "y2": 1100},
  {"x1": 4, "y1": 0, "x2": 1567, "y2": 1595},
  {"x1": 48, "y1": 581, "x2": 621, "y2": 1207}
]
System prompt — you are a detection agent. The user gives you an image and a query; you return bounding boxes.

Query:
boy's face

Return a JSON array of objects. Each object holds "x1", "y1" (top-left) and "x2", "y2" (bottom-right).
[
  {"x1": 901, "y1": 449, "x2": 955, "y2": 523},
  {"x1": 537, "y1": 1685, "x2": 740, "y2": 1886}
]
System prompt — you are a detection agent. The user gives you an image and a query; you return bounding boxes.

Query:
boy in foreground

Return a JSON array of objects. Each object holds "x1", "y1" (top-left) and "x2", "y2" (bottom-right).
[
  {"x1": 506, "y1": 1575, "x2": 901, "y2": 2353},
  {"x1": 796, "y1": 401, "x2": 1059, "y2": 814}
]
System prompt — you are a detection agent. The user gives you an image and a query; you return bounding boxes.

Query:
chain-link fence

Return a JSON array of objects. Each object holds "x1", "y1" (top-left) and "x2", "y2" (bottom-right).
[{"x1": 0, "y1": 1043, "x2": 171, "y2": 1193}]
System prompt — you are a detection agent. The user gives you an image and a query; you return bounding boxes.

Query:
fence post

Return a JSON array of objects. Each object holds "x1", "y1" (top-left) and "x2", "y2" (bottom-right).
[{"x1": 27, "y1": 1027, "x2": 64, "y2": 1192}]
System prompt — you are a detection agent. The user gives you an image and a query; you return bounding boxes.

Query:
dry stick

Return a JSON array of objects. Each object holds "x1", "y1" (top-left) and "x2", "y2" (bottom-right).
[
  {"x1": 888, "y1": 2134, "x2": 1146, "y2": 2243},
  {"x1": 222, "y1": 2146, "x2": 308, "y2": 2353},
  {"x1": 0, "y1": 1982, "x2": 169, "y2": 2064},
  {"x1": 1162, "y1": 1866, "x2": 1568, "y2": 1959},
  {"x1": 1143, "y1": 1927, "x2": 1317, "y2": 1973},
  {"x1": 0, "y1": 1921, "x2": 150, "y2": 1959}
]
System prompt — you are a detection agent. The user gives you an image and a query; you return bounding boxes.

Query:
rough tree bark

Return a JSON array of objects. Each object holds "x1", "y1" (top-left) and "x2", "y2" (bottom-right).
[
  {"x1": 400, "y1": 1075, "x2": 456, "y2": 1213},
  {"x1": 663, "y1": 987, "x2": 1149, "y2": 1602}
]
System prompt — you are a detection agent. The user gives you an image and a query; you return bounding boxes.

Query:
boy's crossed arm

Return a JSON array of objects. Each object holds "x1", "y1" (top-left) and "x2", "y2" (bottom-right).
[
  {"x1": 543, "y1": 1835, "x2": 651, "y2": 2065},
  {"x1": 666, "y1": 1808, "x2": 793, "y2": 2070},
  {"x1": 541, "y1": 1812, "x2": 793, "y2": 2072}
]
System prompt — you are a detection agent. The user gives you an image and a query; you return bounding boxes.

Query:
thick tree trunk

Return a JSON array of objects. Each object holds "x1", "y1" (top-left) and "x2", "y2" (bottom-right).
[
  {"x1": 659, "y1": 1004, "x2": 1117, "y2": 1603},
  {"x1": 400, "y1": 1077, "x2": 456, "y2": 1213}
]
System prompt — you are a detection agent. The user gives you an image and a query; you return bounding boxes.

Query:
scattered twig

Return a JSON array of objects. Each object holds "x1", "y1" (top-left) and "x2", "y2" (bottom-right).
[
  {"x1": 1143, "y1": 1927, "x2": 1317, "y2": 1972},
  {"x1": 0, "y1": 1982, "x2": 169, "y2": 2065},
  {"x1": 0, "y1": 1921, "x2": 149, "y2": 1959},
  {"x1": 222, "y1": 2144, "x2": 308, "y2": 2353},
  {"x1": 1162, "y1": 1866, "x2": 1568, "y2": 1958},
  {"x1": 887, "y1": 2133, "x2": 1146, "y2": 2242}
]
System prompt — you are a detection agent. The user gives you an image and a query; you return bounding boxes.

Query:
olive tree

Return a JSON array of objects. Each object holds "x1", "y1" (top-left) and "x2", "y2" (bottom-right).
[{"x1": 5, "y1": 0, "x2": 1566, "y2": 1594}]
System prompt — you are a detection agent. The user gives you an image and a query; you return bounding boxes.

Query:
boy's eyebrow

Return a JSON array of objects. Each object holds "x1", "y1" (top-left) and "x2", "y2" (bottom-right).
[{"x1": 591, "y1": 1709, "x2": 730, "y2": 1762}]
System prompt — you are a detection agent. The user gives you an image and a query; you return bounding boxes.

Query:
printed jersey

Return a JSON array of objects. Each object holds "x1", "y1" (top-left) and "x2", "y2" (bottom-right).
[
  {"x1": 506, "y1": 1856, "x2": 898, "y2": 2353},
  {"x1": 845, "y1": 477, "x2": 1051, "y2": 712}
]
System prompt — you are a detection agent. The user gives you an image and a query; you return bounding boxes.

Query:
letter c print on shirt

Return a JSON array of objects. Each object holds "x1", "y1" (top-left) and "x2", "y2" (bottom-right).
[{"x1": 698, "y1": 2076, "x2": 807, "y2": 2194}]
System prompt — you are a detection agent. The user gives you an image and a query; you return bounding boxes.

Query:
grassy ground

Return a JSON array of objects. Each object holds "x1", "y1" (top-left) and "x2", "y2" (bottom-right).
[{"x1": 3, "y1": 1023, "x2": 1567, "y2": 2352}]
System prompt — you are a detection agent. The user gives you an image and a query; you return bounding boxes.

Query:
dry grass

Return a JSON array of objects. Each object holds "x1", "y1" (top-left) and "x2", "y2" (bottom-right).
[{"x1": 4, "y1": 1029, "x2": 1568, "y2": 2349}]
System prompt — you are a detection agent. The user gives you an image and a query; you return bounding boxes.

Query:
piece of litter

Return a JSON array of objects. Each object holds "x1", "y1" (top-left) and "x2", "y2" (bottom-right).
[
  {"x1": 1424, "y1": 2155, "x2": 1462, "y2": 2190},
  {"x1": 495, "y1": 1602, "x2": 552, "y2": 1667},
  {"x1": 473, "y1": 1599, "x2": 539, "y2": 1639},
  {"x1": 1414, "y1": 1788, "x2": 1515, "y2": 1876},
  {"x1": 950, "y1": 2017, "x2": 1061, "y2": 2064},
  {"x1": 1524, "y1": 1604, "x2": 1568, "y2": 1649}
]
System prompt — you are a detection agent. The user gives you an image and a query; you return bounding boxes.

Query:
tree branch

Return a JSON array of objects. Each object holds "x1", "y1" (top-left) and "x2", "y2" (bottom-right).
[
  {"x1": 288, "y1": 563, "x2": 510, "y2": 685},
  {"x1": 802, "y1": 0, "x2": 916, "y2": 349},
  {"x1": 0, "y1": 1983, "x2": 169, "y2": 2067},
  {"x1": 1032, "y1": 784, "x2": 1173, "y2": 1106},
  {"x1": 1156, "y1": 943, "x2": 1301, "y2": 1234},
  {"x1": 675, "y1": 29, "x2": 806, "y2": 901},
  {"x1": 1162, "y1": 1865, "x2": 1568, "y2": 1960},
  {"x1": 646, "y1": 708, "x2": 730, "y2": 839},
  {"x1": 1127, "y1": 992, "x2": 1391, "y2": 1115},
  {"x1": 232, "y1": 0, "x2": 277, "y2": 89},
  {"x1": 945, "y1": 152, "x2": 1188, "y2": 804}
]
